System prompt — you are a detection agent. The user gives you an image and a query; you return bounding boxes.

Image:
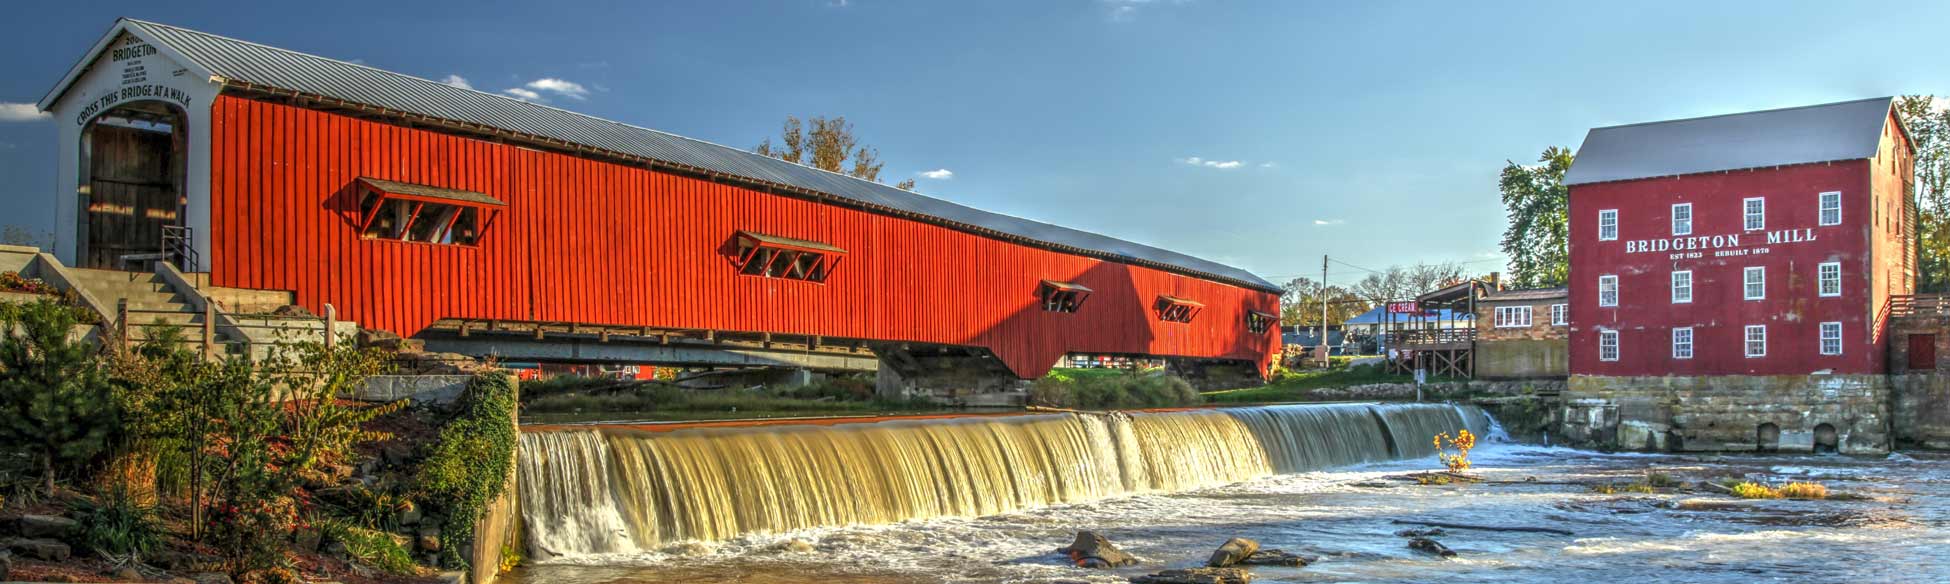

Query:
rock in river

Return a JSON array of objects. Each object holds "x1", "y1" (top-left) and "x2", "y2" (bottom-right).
[
  {"x1": 1239, "y1": 549, "x2": 1311, "y2": 567},
  {"x1": 1408, "y1": 537, "x2": 1456, "y2": 558},
  {"x1": 1132, "y1": 567, "x2": 1253, "y2": 584},
  {"x1": 1394, "y1": 527, "x2": 1447, "y2": 538},
  {"x1": 1206, "y1": 537, "x2": 1260, "y2": 567},
  {"x1": 1057, "y1": 531, "x2": 1139, "y2": 568}
]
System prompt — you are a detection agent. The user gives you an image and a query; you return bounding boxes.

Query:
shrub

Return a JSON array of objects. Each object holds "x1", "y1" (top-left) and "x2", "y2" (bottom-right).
[
  {"x1": 1645, "y1": 472, "x2": 1678, "y2": 488},
  {"x1": 0, "y1": 298, "x2": 121, "y2": 493},
  {"x1": 317, "y1": 517, "x2": 417, "y2": 575},
  {"x1": 1729, "y1": 481, "x2": 1781, "y2": 499},
  {"x1": 1623, "y1": 482, "x2": 1657, "y2": 494},
  {"x1": 72, "y1": 487, "x2": 164, "y2": 559},
  {"x1": 1433, "y1": 429, "x2": 1475, "y2": 474},
  {"x1": 1028, "y1": 370, "x2": 1200, "y2": 409},
  {"x1": 415, "y1": 373, "x2": 517, "y2": 569},
  {"x1": 1589, "y1": 483, "x2": 1617, "y2": 494},
  {"x1": 1778, "y1": 482, "x2": 1828, "y2": 499}
]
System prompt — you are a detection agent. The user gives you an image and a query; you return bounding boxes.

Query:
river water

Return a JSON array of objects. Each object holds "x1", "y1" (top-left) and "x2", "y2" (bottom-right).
[{"x1": 508, "y1": 411, "x2": 1950, "y2": 583}]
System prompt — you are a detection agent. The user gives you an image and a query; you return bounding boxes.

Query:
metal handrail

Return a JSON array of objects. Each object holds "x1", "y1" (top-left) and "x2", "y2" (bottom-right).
[{"x1": 162, "y1": 225, "x2": 198, "y2": 272}]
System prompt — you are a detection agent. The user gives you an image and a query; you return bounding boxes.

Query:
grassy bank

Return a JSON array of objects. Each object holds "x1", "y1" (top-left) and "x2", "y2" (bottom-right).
[
  {"x1": 1202, "y1": 365, "x2": 1415, "y2": 404},
  {"x1": 1029, "y1": 368, "x2": 1201, "y2": 409},
  {"x1": 520, "y1": 376, "x2": 943, "y2": 422}
]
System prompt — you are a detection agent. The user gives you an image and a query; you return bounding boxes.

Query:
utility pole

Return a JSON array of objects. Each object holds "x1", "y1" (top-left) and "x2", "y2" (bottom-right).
[{"x1": 1319, "y1": 254, "x2": 1330, "y2": 366}]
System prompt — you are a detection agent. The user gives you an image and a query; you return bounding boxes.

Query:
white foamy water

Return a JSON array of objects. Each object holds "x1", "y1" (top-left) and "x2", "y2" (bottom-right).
[{"x1": 509, "y1": 410, "x2": 1950, "y2": 583}]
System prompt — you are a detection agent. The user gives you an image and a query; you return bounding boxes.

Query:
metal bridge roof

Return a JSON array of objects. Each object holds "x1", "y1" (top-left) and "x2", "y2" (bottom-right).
[
  {"x1": 49, "y1": 18, "x2": 1277, "y2": 292},
  {"x1": 1562, "y1": 97, "x2": 1900, "y2": 187}
]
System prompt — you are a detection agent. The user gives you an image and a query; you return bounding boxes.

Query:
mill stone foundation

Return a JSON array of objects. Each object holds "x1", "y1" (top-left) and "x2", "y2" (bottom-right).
[{"x1": 1562, "y1": 374, "x2": 1891, "y2": 454}]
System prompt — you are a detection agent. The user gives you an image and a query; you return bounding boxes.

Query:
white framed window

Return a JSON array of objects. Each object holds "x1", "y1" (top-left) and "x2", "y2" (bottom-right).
[
  {"x1": 1599, "y1": 329, "x2": 1620, "y2": 361},
  {"x1": 1745, "y1": 325, "x2": 1767, "y2": 358},
  {"x1": 1744, "y1": 197, "x2": 1766, "y2": 231},
  {"x1": 1551, "y1": 303, "x2": 1568, "y2": 326},
  {"x1": 1671, "y1": 270, "x2": 1692, "y2": 303},
  {"x1": 1672, "y1": 203, "x2": 1692, "y2": 235},
  {"x1": 1818, "y1": 261, "x2": 1841, "y2": 297},
  {"x1": 1672, "y1": 327, "x2": 1694, "y2": 359},
  {"x1": 1598, "y1": 275, "x2": 1619, "y2": 307},
  {"x1": 1598, "y1": 209, "x2": 1618, "y2": 241},
  {"x1": 1743, "y1": 266, "x2": 1765, "y2": 300},
  {"x1": 1818, "y1": 191, "x2": 1842, "y2": 226},
  {"x1": 1494, "y1": 305, "x2": 1534, "y2": 328},
  {"x1": 1819, "y1": 321, "x2": 1843, "y2": 355}
]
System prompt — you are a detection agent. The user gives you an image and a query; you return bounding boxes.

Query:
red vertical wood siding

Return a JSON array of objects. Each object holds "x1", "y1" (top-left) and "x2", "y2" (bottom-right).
[{"x1": 206, "y1": 96, "x2": 1279, "y2": 378}]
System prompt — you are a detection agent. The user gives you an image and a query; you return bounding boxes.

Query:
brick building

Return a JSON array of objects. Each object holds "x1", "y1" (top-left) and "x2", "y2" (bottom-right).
[
  {"x1": 1475, "y1": 287, "x2": 1568, "y2": 379},
  {"x1": 1559, "y1": 97, "x2": 1916, "y2": 453}
]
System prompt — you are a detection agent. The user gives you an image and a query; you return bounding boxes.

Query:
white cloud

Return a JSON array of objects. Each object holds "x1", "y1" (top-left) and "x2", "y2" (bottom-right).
[
  {"x1": 1102, "y1": 0, "x2": 1191, "y2": 22},
  {"x1": 0, "y1": 103, "x2": 50, "y2": 122},
  {"x1": 525, "y1": 78, "x2": 589, "y2": 100},
  {"x1": 440, "y1": 75, "x2": 473, "y2": 90},
  {"x1": 1179, "y1": 156, "x2": 1244, "y2": 170},
  {"x1": 918, "y1": 169, "x2": 955, "y2": 180},
  {"x1": 1259, "y1": 162, "x2": 1277, "y2": 168},
  {"x1": 1313, "y1": 219, "x2": 1345, "y2": 226},
  {"x1": 499, "y1": 88, "x2": 543, "y2": 102}
]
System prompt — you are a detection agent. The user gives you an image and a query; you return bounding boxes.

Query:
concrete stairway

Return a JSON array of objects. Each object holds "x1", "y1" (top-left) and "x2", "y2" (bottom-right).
[{"x1": 67, "y1": 268, "x2": 242, "y2": 351}]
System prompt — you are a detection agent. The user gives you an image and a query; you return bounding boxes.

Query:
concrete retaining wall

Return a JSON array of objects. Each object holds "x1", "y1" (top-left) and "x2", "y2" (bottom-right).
[
  {"x1": 468, "y1": 374, "x2": 521, "y2": 584},
  {"x1": 346, "y1": 375, "x2": 474, "y2": 404},
  {"x1": 1563, "y1": 374, "x2": 1891, "y2": 454},
  {"x1": 1476, "y1": 339, "x2": 1567, "y2": 379}
]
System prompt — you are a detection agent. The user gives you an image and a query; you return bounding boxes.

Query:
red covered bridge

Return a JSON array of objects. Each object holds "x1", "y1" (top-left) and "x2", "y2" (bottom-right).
[{"x1": 37, "y1": 19, "x2": 1281, "y2": 393}]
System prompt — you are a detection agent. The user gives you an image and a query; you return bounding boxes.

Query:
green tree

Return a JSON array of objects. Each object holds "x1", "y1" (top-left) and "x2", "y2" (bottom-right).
[
  {"x1": 755, "y1": 115, "x2": 919, "y2": 190},
  {"x1": 1898, "y1": 95, "x2": 1950, "y2": 291},
  {"x1": 1499, "y1": 147, "x2": 1574, "y2": 288},
  {"x1": 0, "y1": 299, "x2": 121, "y2": 493},
  {"x1": 1279, "y1": 277, "x2": 1368, "y2": 330}
]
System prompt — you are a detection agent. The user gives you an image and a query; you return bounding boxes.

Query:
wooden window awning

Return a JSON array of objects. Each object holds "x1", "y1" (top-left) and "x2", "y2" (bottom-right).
[
  {"x1": 1158, "y1": 295, "x2": 1205, "y2": 308},
  {"x1": 356, "y1": 177, "x2": 504, "y2": 246},
  {"x1": 1246, "y1": 310, "x2": 1277, "y2": 334},
  {"x1": 358, "y1": 177, "x2": 507, "y2": 208},
  {"x1": 1157, "y1": 295, "x2": 1203, "y2": 323},
  {"x1": 1038, "y1": 280, "x2": 1093, "y2": 313},
  {"x1": 733, "y1": 231, "x2": 844, "y2": 283},
  {"x1": 737, "y1": 231, "x2": 848, "y2": 255}
]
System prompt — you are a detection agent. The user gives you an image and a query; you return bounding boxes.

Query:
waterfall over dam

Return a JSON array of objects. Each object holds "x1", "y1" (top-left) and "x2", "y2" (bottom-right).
[{"x1": 517, "y1": 403, "x2": 1492, "y2": 559}]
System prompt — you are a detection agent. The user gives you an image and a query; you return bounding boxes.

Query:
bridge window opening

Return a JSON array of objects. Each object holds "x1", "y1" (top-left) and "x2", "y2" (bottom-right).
[
  {"x1": 1038, "y1": 280, "x2": 1092, "y2": 313},
  {"x1": 356, "y1": 178, "x2": 503, "y2": 246},
  {"x1": 1157, "y1": 295, "x2": 1203, "y2": 323},
  {"x1": 1245, "y1": 310, "x2": 1276, "y2": 334},
  {"x1": 732, "y1": 231, "x2": 845, "y2": 283}
]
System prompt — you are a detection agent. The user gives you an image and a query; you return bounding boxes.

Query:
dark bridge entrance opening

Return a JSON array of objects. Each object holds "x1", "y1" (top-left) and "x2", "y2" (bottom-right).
[{"x1": 79, "y1": 101, "x2": 186, "y2": 270}]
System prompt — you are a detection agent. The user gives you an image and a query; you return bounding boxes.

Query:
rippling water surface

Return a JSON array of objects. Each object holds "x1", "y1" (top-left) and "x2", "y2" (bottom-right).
[{"x1": 507, "y1": 444, "x2": 1950, "y2": 583}]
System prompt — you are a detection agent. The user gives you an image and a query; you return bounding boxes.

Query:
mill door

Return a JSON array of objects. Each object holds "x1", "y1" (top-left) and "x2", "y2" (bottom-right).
[{"x1": 1908, "y1": 334, "x2": 1936, "y2": 371}]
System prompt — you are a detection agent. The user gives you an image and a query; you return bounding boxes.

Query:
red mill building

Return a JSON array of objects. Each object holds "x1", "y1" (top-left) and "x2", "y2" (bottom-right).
[{"x1": 1560, "y1": 97, "x2": 1917, "y2": 453}]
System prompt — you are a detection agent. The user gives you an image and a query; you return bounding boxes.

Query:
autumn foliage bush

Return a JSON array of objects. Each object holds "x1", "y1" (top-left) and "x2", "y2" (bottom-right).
[{"x1": 1434, "y1": 429, "x2": 1475, "y2": 474}]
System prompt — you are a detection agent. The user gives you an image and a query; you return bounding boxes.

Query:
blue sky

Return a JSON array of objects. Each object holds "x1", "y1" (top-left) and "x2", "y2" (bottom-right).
[{"x1": 3, "y1": 1, "x2": 1947, "y2": 286}]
